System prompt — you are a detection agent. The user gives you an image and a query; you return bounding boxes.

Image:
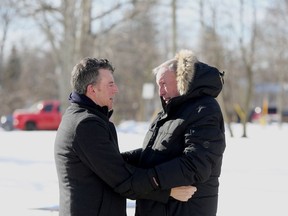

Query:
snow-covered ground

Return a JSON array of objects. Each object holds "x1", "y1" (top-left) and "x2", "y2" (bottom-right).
[{"x1": 0, "y1": 122, "x2": 287, "y2": 216}]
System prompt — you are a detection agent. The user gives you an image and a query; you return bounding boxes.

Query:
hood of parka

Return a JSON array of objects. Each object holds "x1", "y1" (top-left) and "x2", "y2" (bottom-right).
[{"x1": 161, "y1": 49, "x2": 224, "y2": 111}]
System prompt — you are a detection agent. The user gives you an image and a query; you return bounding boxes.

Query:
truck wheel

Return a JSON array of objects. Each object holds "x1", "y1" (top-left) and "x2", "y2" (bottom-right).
[{"x1": 25, "y1": 122, "x2": 36, "y2": 130}]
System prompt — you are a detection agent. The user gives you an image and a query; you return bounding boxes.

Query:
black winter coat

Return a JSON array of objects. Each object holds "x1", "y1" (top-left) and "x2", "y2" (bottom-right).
[
  {"x1": 54, "y1": 94, "x2": 162, "y2": 216},
  {"x1": 123, "y1": 60, "x2": 226, "y2": 216},
  {"x1": 54, "y1": 101, "x2": 130, "y2": 216}
]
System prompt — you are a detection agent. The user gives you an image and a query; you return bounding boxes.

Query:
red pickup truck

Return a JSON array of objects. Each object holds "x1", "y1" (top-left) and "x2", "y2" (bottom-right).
[{"x1": 13, "y1": 100, "x2": 62, "y2": 130}]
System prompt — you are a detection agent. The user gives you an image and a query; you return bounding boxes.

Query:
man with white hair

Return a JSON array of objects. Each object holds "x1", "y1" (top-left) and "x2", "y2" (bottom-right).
[{"x1": 122, "y1": 49, "x2": 226, "y2": 216}]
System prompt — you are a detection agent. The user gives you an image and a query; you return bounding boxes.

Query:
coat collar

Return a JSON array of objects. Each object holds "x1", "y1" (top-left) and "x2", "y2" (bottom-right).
[{"x1": 69, "y1": 92, "x2": 113, "y2": 118}]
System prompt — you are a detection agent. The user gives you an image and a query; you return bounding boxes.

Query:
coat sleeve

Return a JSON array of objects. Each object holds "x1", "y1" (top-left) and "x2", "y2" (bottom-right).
[
  {"x1": 75, "y1": 118, "x2": 132, "y2": 186},
  {"x1": 121, "y1": 148, "x2": 142, "y2": 165},
  {"x1": 115, "y1": 177, "x2": 171, "y2": 203},
  {"x1": 128, "y1": 189, "x2": 171, "y2": 203},
  {"x1": 154, "y1": 108, "x2": 226, "y2": 189},
  {"x1": 74, "y1": 118, "x2": 165, "y2": 200},
  {"x1": 120, "y1": 148, "x2": 171, "y2": 203}
]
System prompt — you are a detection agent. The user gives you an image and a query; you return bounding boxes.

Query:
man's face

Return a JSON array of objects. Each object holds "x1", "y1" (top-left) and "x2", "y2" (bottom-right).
[
  {"x1": 93, "y1": 69, "x2": 118, "y2": 110},
  {"x1": 156, "y1": 68, "x2": 180, "y2": 104}
]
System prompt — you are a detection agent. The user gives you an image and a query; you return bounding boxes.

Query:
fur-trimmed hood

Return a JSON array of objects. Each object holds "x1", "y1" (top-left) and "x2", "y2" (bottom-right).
[
  {"x1": 175, "y1": 49, "x2": 224, "y2": 98},
  {"x1": 158, "y1": 49, "x2": 225, "y2": 110}
]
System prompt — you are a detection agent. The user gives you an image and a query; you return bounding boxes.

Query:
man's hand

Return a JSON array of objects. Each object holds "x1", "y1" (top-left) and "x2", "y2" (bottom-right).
[{"x1": 170, "y1": 186, "x2": 197, "y2": 202}]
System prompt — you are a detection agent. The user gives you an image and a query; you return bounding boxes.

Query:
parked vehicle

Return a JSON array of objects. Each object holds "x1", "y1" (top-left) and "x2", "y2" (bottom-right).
[
  {"x1": 250, "y1": 106, "x2": 288, "y2": 123},
  {"x1": 0, "y1": 114, "x2": 14, "y2": 131},
  {"x1": 13, "y1": 100, "x2": 62, "y2": 130}
]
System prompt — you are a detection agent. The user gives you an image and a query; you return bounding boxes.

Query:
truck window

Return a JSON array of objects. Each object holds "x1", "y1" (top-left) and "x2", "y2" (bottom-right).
[{"x1": 43, "y1": 104, "x2": 53, "y2": 112}]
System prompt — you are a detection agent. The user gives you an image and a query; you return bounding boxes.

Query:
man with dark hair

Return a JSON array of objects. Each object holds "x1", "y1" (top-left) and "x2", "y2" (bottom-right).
[{"x1": 54, "y1": 57, "x2": 196, "y2": 216}]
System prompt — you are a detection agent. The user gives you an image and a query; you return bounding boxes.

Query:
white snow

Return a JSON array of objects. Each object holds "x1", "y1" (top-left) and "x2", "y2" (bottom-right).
[{"x1": 0, "y1": 122, "x2": 287, "y2": 216}]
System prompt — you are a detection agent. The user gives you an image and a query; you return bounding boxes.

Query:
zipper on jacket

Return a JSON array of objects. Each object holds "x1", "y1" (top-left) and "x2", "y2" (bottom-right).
[{"x1": 147, "y1": 126, "x2": 159, "y2": 148}]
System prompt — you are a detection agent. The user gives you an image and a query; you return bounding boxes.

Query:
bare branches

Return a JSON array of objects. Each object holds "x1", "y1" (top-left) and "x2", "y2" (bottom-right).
[
  {"x1": 92, "y1": 2, "x2": 124, "y2": 20},
  {"x1": 91, "y1": 0, "x2": 149, "y2": 38}
]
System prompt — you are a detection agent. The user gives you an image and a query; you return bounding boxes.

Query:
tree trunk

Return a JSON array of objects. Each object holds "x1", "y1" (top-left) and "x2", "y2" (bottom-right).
[{"x1": 58, "y1": 0, "x2": 78, "y2": 111}]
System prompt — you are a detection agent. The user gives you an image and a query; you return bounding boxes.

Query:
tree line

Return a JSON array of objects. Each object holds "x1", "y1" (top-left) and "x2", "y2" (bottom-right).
[{"x1": 0, "y1": 0, "x2": 287, "y2": 137}]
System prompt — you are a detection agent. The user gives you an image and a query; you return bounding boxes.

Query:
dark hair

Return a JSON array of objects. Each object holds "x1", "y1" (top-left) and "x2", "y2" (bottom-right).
[{"x1": 71, "y1": 57, "x2": 115, "y2": 94}]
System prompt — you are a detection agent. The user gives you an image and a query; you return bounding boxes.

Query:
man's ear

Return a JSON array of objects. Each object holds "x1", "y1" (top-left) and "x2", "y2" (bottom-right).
[{"x1": 86, "y1": 84, "x2": 95, "y2": 95}]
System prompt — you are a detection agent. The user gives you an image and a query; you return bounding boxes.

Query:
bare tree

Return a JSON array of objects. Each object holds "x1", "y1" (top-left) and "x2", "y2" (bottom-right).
[
  {"x1": 0, "y1": 0, "x2": 17, "y2": 85},
  {"x1": 171, "y1": 0, "x2": 177, "y2": 55},
  {"x1": 237, "y1": 0, "x2": 258, "y2": 137},
  {"x1": 2, "y1": 46, "x2": 21, "y2": 83},
  {"x1": 105, "y1": 1, "x2": 161, "y2": 122},
  {"x1": 197, "y1": 0, "x2": 235, "y2": 137},
  {"x1": 14, "y1": 0, "x2": 147, "y2": 112},
  {"x1": 5, "y1": 0, "x2": 284, "y2": 128},
  {"x1": 258, "y1": 0, "x2": 288, "y2": 126}
]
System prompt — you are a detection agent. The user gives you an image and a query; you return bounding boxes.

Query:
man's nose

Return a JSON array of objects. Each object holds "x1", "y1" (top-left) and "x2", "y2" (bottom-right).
[
  {"x1": 158, "y1": 87, "x2": 165, "y2": 96},
  {"x1": 114, "y1": 84, "x2": 119, "y2": 93}
]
